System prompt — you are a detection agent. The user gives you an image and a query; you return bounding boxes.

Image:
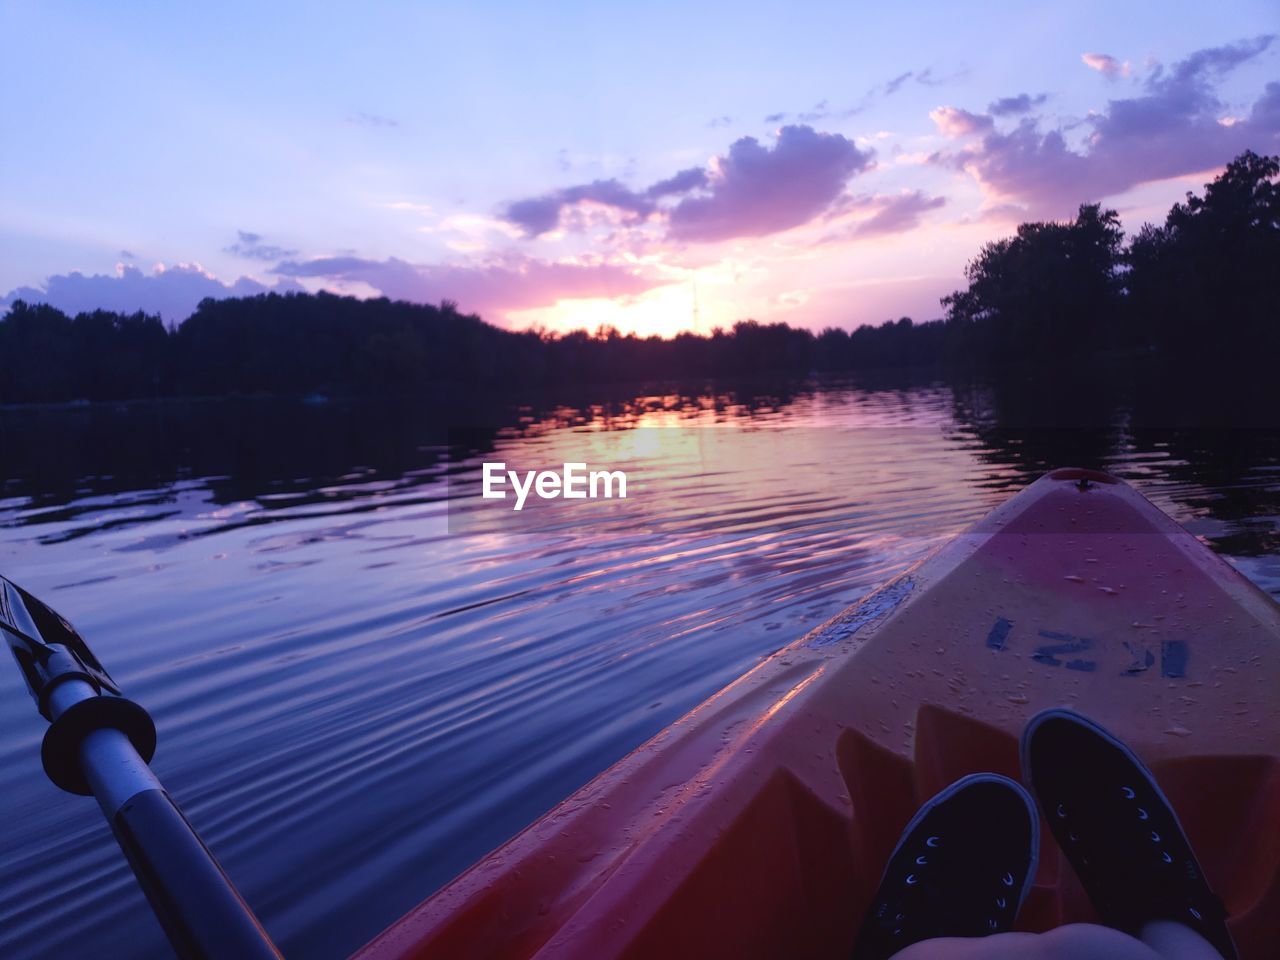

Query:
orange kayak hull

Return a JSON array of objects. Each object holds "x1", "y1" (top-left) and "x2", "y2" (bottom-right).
[{"x1": 355, "y1": 469, "x2": 1280, "y2": 959}]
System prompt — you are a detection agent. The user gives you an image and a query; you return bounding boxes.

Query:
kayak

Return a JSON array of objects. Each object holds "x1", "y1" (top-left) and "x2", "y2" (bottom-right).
[{"x1": 354, "y1": 468, "x2": 1280, "y2": 960}]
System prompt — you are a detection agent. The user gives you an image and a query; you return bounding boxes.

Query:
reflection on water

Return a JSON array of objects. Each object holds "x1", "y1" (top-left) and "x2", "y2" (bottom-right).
[{"x1": 0, "y1": 378, "x2": 1277, "y2": 959}]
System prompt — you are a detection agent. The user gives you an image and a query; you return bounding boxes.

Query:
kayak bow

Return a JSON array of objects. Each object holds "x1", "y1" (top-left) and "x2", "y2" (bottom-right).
[{"x1": 356, "y1": 469, "x2": 1280, "y2": 960}]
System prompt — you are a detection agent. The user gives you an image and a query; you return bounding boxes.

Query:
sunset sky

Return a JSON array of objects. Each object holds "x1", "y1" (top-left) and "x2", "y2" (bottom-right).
[{"x1": 2, "y1": 1, "x2": 1277, "y2": 336}]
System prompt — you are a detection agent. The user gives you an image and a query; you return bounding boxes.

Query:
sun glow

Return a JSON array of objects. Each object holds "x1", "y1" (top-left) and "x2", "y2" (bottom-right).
[{"x1": 507, "y1": 277, "x2": 739, "y2": 339}]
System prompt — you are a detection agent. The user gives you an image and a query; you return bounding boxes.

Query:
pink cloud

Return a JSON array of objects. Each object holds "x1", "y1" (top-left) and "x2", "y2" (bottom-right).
[
  {"x1": 1082, "y1": 53, "x2": 1131, "y2": 79},
  {"x1": 930, "y1": 106, "x2": 994, "y2": 138}
]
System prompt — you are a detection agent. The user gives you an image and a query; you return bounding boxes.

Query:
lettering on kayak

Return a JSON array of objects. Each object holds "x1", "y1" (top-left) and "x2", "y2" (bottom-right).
[
  {"x1": 810, "y1": 576, "x2": 914, "y2": 648},
  {"x1": 1160, "y1": 640, "x2": 1188, "y2": 679},
  {"x1": 983, "y1": 618, "x2": 1191, "y2": 679},
  {"x1": 985, "y1": 616, "x2": 1014, "y2": 651},
  {"x1": 1033, "y1": 630, "x2": 1097, "y2": 672},
  {"x1": 1122, "y1": 640, "x2": 1157, "y2": 675}
]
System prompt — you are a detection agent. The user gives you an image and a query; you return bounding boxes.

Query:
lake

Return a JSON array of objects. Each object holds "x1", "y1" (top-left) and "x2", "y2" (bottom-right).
[{"x1": 1, "y1": 376, "x2": 1277, "y2": 959}]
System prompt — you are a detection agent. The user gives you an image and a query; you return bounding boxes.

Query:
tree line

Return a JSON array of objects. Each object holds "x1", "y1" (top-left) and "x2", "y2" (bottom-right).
[{"x1": 1, "y1": 150, "x2": 1275, "y2": 405}]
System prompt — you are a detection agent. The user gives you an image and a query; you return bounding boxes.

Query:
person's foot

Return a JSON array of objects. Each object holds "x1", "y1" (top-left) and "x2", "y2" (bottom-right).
[
  {"x1": 1020, "y1": 708, "x2": 1238, "y2": 960},
  {"x1": 851, "y1": 773, "x2": 1039, "y2": 960}
]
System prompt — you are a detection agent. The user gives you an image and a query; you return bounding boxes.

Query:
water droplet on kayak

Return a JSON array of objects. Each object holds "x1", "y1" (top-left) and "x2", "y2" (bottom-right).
[{"x1": 1164, "y1": 725, "x2": 1193, "y2": 737}]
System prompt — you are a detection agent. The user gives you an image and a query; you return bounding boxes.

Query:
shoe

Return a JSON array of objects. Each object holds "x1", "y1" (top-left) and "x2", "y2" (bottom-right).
[
  {"x1": 1021, "y1": 708, "x2": 1237, "y2": 960},
  {"x1": 851, "y1": 773, "x2": 1039, "y2": 960}
]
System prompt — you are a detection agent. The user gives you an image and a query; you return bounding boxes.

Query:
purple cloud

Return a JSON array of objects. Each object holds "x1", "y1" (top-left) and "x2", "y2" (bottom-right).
[
  {"x1": 271, "y1": 254, "x2": 669, "y2": 319},
  {"x1": 1163, "y1": 39, "x2": 1271, "y2": 83},
  {"x1": 936, "y1": 37, "x2": 1279, "y2": 215},
  {"x1": 884, "y1": 71, "x2": 914, "y2": 95},
  {"x1": 502, "y1": 125, "x2": 872, "y2": 244},
  {"x1": 667, "y1": 125, "x2": 873, "y2": 242},
  {"x1": 504, "y1": 179, "x2": 657, "y2": 236},
  {"x1": 1, "y1": 264, "x2": 302, "y2": 322},
  {"x1": 347, "y1": 110, "x2": 398, "y2": 128},
  {"x1": 849, "y1": 192, "x2": 947, "y2": 238},
  {"x1": 988, "y1": 93, "x2": 1047, "y2": 116},
  {"x1": 224, "y1": 230, "x2": 298, "y2": 261},
  {"x1": 645, "y1": 166, "x2": 709, "y2": 199},
  {"x1": 916, "y1": 66, "x2": 968, "y2": 87}
]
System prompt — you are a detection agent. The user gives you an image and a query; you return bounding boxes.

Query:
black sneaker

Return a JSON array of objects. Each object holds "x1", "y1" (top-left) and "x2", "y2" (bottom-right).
[
  {"x1": 1021, "y1": 708, "x2": 1237, "y2": 960},
  {"x1": 851, "y1": 773, "x2": 1039, "y2": 960}
]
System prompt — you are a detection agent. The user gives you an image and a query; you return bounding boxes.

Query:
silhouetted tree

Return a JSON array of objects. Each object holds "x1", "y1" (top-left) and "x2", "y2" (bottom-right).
[
  {"x1": 1, "y1": 151, "x2": 1275, "y2": 403},
  {"x1": 1126, "y1": 150, "x2": 1280, "y2": 357},
  {"x1": 942, "y1": 204, "x2": 1125, "y2": 362}
]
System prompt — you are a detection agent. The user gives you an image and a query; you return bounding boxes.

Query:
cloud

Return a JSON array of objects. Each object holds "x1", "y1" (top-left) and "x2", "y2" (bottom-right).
[
  {"x1": 822, "y1": 191, "x2": 947, "y2": 241},
  {"x1": 347, "y1": 110, "x2": 399, "y2": 128},
  {"x1": 645, "y1": 166, "x2": 709, "y2": 199},
  {"x1": 798, "y1": 99, "x2": 832, "y2": 122},
  {"x1": 271, "y1": 254, "x2": 670, "y2": 319},
  {"x1": 1082, "y1": 52, "x2": 1131, "y2": 79},
  {"x1": 667, "y1": 126, "x2": 873, "y2": 241},
  {"x1": 988, "y1": 93, "x2": 1048, "y2": 116},
  {"x1": 934, "y1": 37, "x2": 1280, "y2": 215},
  {"x1": 884, "y1": 71, "x2": 914, "y2": 96},
  {"x1": 849, "y1": 191, "x2": 947, "y2": 237},
  {"x1": 503, "y1": 179, "x2": 658, "y2": 237},
  {"x1": 502, "y1": 125, "x2": 872, "y2": 244},
  {"x1": 916, "y1": 66, "x2": 968, "y2": 87},
  {"x1": 223, "y1": 230, "x2": 298, "y2": 261},
  {"x1": 706, "y1": 115, "x2": 733, "y2": 128},
  {"x1": 763, "y1": 66, "x2": 962, "y2": 127},
  {"x1": 930, "y1": 106, "x2": 994, "y2": 138},
  {"x1": 1162, "y1": 35, "x2": 1275, "y2": 83},
  {"x1": 2, "y1": 264, "x2": 303, "y2": 322}
]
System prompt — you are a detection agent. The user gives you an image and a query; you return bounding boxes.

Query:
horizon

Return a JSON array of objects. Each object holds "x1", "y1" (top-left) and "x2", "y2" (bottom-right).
[{"x1": 2, "y1": 2, "x2": 1277, "y2": 337}]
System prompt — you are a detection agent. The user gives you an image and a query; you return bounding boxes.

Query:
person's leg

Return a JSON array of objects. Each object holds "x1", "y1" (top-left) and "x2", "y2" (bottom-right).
[
  {"x1": 892, "y1": 921, "x2": 1219, "y2": 960},
  {"x1": 1139, "y1": 921, "x2": 1223, "y2": 960},
  {"x1": 894, "y1": 925, "x2": 1153, "y2": 960}
]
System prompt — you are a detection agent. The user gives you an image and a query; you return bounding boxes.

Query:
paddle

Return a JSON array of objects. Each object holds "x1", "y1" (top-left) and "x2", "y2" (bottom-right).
[{"x1": 1, "y1": 575, "x2": 281, "y2": 960}]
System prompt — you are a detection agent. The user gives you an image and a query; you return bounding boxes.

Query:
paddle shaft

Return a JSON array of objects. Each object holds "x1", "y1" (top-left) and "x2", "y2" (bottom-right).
[{"x1": 49, "y1": 679, "x2": 282, "y2": 960}]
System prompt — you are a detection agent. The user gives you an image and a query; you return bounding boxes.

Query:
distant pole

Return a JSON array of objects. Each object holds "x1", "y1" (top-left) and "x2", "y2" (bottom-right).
[
  {"x1": 692, "y1": 275, "x2": 701, "y2": 333},
  {"x1": 1, "y1": 576, "x2": 282, "y2": 960}
]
